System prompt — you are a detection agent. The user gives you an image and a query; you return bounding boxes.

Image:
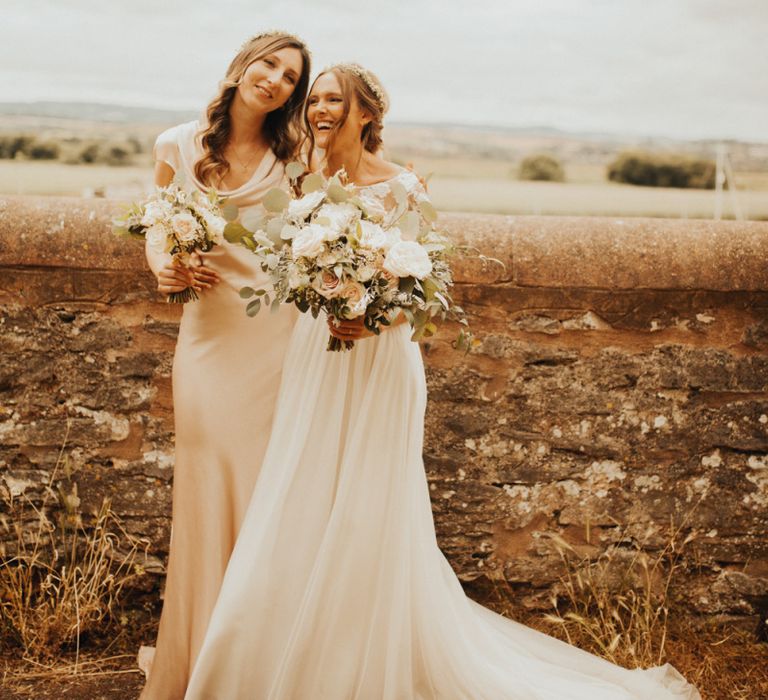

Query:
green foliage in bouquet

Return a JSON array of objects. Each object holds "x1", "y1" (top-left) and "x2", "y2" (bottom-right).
[{"x1": 233, "y1": 163, "x2": 473, "y2": 352}]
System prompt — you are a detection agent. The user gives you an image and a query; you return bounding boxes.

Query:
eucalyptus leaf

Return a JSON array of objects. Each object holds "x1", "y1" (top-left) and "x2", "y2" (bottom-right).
[
  {"x1": 434, "y1": 291, "x2": 450, "y2": 309},
  {"x1": 267, "y1": 217, "x2": 286, "y2": 245},
  {"x1": 221, "y1": 201, "x2": 239, "y2": 222},
  {"x1": 285, "y1": 161, "x2": 305, "y2": 181},
  {"x1": 241, "y1": 209, "x2": 265, "y2": 232},
  {"x1": 270, "y1": 297, "x2": 282, "y2": 313},
  {"x1": 224, "y1": 222, "x2": 250, "y2": 244},
  {"x1": 301, "y1": 172, "x2": 324, "y2": 194},
  {"x1": 389, "y1": 180, "x2": 408, "y2": 205},
  {"x1": 398, "y1": 210, "x2": 420, "y2": 238},
  {"x1": 418, "y1": 200, "x2": 438, "y2": 223},
  {"x1": 263, "y1": 187, "x2": 290, "y2": 213},
  {"x1": 239, "y1": 287, "x2": 256, "y2": 299},
  {"x1": 327, "y1": 182, "x2": 350, "y2": 203},
  {"x1": 422, "y1": 278, "x2": 438, "y2": 302},
  {"x1": 246, "y1": 298, "x2": 262, "y2": 316}
]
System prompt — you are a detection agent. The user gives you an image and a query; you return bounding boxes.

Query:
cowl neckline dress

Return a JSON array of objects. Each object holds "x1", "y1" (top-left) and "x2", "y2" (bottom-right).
[{"x1": 139, "y1": 120, "x2": 297, "y2": 700}]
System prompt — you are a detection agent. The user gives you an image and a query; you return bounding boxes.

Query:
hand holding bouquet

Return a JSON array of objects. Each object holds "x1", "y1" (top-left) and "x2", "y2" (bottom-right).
[
  {"x1": 113, "y1": 183, "x2": 226, "y2": 303},
  {"x1": 232, "y1": 165, "x2": 470, "y2": 352}
]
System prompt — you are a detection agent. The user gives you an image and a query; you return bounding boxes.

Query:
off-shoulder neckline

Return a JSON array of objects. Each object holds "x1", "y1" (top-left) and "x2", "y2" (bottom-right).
[{"x1": 356, "y1": 168, "x2": 415, "y2": 190}]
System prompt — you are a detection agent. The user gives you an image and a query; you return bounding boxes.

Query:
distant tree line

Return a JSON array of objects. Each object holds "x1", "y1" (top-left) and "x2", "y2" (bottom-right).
[
  {"x1": 607, "y1": 151, "x2": 716, "y2": 189},
  {"x1": 516, "y1": 151, "x2": 717, "y2": 189},
  {"x1": 0, "y1": 133, "x2": 146, "y2": 166}
]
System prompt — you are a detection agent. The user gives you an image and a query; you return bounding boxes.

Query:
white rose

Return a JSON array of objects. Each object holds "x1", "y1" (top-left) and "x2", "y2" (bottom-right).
[
  {"x1": 288, "y1": 268, "x2": 310, "y2": 289},
  {"x1": 357, "y1": 220, "x2": 388, "y2": 250},
  {"x1": 383, "y1": 226, "x2": 402, "y2": 251},
  {"x1": 358, "y1": 193, "x2": 386, "y2": 222},
  {"x1": 264, "y1": 253, "x2": 280, "y2": 270},
  {"x1": 141, "y1": 199, "x2": 173, "y2": 227},
  {"x1": 145, "y1": 223, "x2": 169, "y2": 252},
  {"x1": 356, "y1": 265, "x2": 376, "y2": 283},
  {"x1": 383, "y1": 240, "x2": 433, "y2": 279},
  {"x1": 202, "y1": 210, "x2": 225, "y2": 243},
  {"x1": 287, "y1": 190, "x2": 325, "y2": 222},
  {"x1": 291, "y1": 223, "x2": 326, "y2": 259},
  {"x1": 170, "y1": 211, "x2": 199, "y2": 243},
  {"x1": 314, "y1": 203, "x2": 360, "y2": 240}
]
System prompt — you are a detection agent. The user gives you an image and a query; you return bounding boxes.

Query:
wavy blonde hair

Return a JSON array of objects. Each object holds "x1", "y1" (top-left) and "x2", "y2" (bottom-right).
[
  {"x1": 303, "y1": 64, "x2": 388, "y2": 163},
  {"x1": 195, "y1": 33, "x2": 311, "y2": 187}
]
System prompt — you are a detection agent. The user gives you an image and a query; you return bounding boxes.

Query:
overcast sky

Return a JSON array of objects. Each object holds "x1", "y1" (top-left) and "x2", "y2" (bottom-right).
[{"x1": 1, "y1": 0, "x2": 766, "y2": 141}]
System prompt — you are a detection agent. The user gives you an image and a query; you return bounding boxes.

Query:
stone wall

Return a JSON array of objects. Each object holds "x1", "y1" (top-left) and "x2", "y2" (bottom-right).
[{"x1": 1, "y1": 195, "x2": 767, "y2": 623}]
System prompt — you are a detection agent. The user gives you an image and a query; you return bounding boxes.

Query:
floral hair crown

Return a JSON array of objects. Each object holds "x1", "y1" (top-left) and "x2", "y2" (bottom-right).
[
  {"x1": 325, "y1": 62, "x2": 389, "y2": 114},
  {"x1": 244, "y1": 30, "x2": 311, "y2": 55}
]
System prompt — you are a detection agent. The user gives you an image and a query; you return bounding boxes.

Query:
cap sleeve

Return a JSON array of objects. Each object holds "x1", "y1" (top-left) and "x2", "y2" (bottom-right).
[{"x1": 153, "y1": 125, "x2": 181, "y2": 173}]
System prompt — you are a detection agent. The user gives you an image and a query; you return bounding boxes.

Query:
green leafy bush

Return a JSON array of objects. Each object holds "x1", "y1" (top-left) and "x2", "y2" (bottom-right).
[
  {"x1": 26, "y1": 141, "x2": 60, "y2": 160},
  {"x1": 518, "y1": 154, "x2": 565, "y2": 182},
  {"x1": 607, "y1": 151, "x2": 715, "y2": 189},
  {"x1": 0, "y1": 135, "x2": 34, "y2": 159}
]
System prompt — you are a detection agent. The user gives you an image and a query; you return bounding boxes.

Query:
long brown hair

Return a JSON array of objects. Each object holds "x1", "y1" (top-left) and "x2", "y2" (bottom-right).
[
  {"x1": 303, "y1": 64, "x2": 388, "y2": 165},
  {"x1": 195, "y1": 33, "x2": 311, "y2": 187}
]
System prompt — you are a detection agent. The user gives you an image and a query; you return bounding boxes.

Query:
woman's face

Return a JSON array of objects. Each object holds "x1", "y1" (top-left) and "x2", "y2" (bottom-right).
[
  {"x1": 236, "y1": 47, "x2": 303, "y2": 114},
  {"x1": 306, "y1": 71, "x2": 370, "y2": 153}
]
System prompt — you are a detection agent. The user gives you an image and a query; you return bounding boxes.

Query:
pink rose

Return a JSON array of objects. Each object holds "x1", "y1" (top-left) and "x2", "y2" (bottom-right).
[{"x1": 318, "y1": 270, "x2": 342, "y2": 298}]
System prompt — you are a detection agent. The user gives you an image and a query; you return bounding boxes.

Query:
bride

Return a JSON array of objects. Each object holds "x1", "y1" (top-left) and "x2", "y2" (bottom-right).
[{"x1": 183, "y1": 64, "x2": 701, "y2": 699}]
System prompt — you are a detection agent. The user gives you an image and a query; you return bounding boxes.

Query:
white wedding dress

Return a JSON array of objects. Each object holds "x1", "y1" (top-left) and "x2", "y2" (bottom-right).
[{"x1": 184, "y1": 170, "x2": 700, "y2": 699}]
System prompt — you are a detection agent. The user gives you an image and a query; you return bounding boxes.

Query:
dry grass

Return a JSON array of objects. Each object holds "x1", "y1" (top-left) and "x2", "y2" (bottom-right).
[
  {"x1": 475, "y1": 513, "x2": 768, "y2": 699},
  {"x1": 0, "y1": 425, "x2": 149, "y2": 665},
  {"x1": 539, "y1": 520, "x2": 691, "y2": 669},
  {"x1": 0, "y1": 651, "x2": 145, "y2": 699}
]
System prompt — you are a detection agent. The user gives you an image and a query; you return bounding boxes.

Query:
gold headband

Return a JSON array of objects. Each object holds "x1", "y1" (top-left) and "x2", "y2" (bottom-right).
[{"x1": 325, "y1": 62, "x2": 389, "y2": 114}]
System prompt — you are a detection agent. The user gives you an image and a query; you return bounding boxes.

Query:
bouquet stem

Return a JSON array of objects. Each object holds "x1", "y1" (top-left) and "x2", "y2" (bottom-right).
[
  {"x1": 167, "y1": 286, "x2": 200, "y2": 304},
  {"x1": 327, "y1": 335, "x2": 355, "y2": 352}
]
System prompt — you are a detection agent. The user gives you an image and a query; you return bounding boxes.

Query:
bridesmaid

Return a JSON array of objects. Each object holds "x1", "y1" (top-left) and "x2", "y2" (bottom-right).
[{"x1": 140, "y1": 31, "x2": 311, "y2": 700}]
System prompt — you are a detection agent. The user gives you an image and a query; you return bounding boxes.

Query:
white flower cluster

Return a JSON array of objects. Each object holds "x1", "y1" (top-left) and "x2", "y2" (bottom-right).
[
  {"x1": 138, "y1": 185, "x2": 225, "y2": 261},
  {"x1": 113, "y1": 182, "x2": 227, "y2": 303},
  {"x1": 240, "y1": 169, "x2": 461, "y2": 351}
]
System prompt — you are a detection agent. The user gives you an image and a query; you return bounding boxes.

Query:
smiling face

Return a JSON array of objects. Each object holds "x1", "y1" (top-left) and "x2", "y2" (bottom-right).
[
  {"x1": 235, "y1": 47, "x2": 304, "y2": 115},
  {"x1": 305, "y1": 71, "x2": 371, "y2": 154}
]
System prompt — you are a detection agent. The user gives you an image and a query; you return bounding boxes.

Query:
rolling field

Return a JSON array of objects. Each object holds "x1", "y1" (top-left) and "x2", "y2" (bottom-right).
[{"x1": 1, "y1": 158, "x2": 767, "y2": 220}]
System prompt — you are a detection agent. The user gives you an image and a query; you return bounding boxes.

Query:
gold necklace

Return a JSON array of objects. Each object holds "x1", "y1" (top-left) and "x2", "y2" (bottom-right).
[{"x1": 231, "y1": 142, "x2": 263, "y2": 172}]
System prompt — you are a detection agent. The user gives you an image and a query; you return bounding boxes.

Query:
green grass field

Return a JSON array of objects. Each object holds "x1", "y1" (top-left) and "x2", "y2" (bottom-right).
[{"x1": 1, "y1": 159, "x2": 767, "y2": 220}]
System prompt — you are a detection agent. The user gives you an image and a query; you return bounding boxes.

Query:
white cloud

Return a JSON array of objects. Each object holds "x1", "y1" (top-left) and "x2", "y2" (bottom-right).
[{"x1": 0, "y1": 0, "x2": 765, "y2": 140}]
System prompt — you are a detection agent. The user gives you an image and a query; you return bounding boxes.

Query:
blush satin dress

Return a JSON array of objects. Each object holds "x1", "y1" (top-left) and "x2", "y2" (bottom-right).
[{"x1": 139, "y1": 120, "x2": 297, "y2": 700}]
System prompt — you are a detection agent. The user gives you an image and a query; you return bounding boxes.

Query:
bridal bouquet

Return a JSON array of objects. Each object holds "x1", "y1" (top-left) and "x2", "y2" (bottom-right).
[
  {"x1": 113, "y1": 183, "x2": 226, "y2": 303},
  {"x1": 230, "y1": 165, "x2": 469, "y2": 351}
]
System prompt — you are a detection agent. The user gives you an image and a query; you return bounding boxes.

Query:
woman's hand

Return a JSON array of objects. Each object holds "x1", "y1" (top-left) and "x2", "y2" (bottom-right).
[
  {"x1": 155, "y1": 254, "x2": 221, "y2": 296},
  {"x1": 189, "y1": 252, "x2": 221, "y2": 291},
  {"x1": 156, "y1": 260, "x2": 196, "y2": 296},
  {"x1": 326, "y1": 311, "x2": 407, "y2": 341},
  {"x1": 327, "y1": 316, "x2": 375, "y2": 341}
]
